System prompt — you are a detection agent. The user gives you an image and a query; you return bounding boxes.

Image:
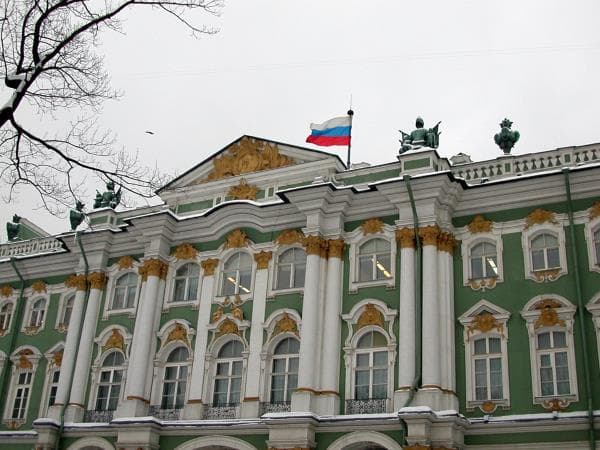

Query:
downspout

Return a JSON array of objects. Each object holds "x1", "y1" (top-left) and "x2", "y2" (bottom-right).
[
  {"x1": 562, "y1": 168, "x2": 596, "y2": 450},
  {"x1": 55, "y1": 231, "x2": 90, "y2": 450},
  {"x1": 0, "y1": 258, "x2": 27, "y2": 411},
  {"x1": 400, "y1": 175, "x2": 423, "y2": 444}
]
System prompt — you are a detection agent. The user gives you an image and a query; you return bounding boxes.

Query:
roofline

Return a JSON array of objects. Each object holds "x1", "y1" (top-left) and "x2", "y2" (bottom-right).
[{"x1": 156, "y1": 134, "x2": 347, "y2": 194}]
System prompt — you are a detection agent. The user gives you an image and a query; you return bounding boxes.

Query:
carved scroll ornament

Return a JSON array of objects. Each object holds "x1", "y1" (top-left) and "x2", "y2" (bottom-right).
[
  {"x1": 31, "y1": 281, "x2": 47, "y2": 293},
  {"x1": 227, "y1": 178, "x2": 258, "y2": 200},
  {"x1": 468, "y1": 215, "x2": 493, "y2": 233},
  {"x1": 357, "y1": 303, "x2": 384, "y2": 329},
  {"x1": 275, "y1": 229, "x2": 304, "y2": 246},
  {"x1": 467, "y1": 312, "x2": 503, "y2": 338},
  {"x1": 254, "y1": 251, "x2": 272, "y2": 269},
  {"x1": 172, "y1": 243, "x2": 198, "y2": 260},
  {"x1": 102, "y1": 328, "x2": 125, "y2": 353},
  {"x1": 360, "y1": 218, "x2": 384, "y2": 235},
  {"x1": 525, "y1": 208, "x2": 557, "y2": 229},
  {"x1": 0, "y1": 285, "x2": 14, "y2": 297},
  {"x1": 117, "y1": 256, "x2": 135, "y2": 270},
  {"x1": 395, "y1": 227, "x2": 415, "y2": 248},
  {"x1": 224, "y1": 229, "x2": 249, "y2": 249},
  {"x1": 272, "y1": 313, "x2": 299, "y2": 337}
]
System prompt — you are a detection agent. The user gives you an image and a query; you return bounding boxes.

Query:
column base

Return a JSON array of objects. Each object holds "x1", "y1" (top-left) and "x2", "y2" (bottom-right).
[
  {"x1": 291, "y1": 389, "x2": 317, "y2": 413},
  {"x1": 116, "y1": 425, "x2": 160, "y2": 450},
  {"x1": 267, "y1": 419, "x2": 316, "y2": 449},
  {"x1": 393, "y1": 388, "x2": 413, "y2": 410},
  {"x1": 240, "y1": 398, "x2": 260, "y2": 418},
  {"x1": 46, "y1": 404, "x2": 64, "y2": 422},
  {"x1": 414, "y1": 386, "x2": 445, "y2": 411},
  {"x1": 315, "y1": 392, "x2": 339, "y2": 416},
  {"x1": 64, "y1": 404, "x2": 85, "y2": 422},
  {"x1": 115, "y1": 397, "x2": 149, "y2": 418},
  {"x1": 33, "y1": 422, "x2": 59, "y2": 450},
  {"x1": 182, "y1": 401, "x2": 204, "y2": 419}
]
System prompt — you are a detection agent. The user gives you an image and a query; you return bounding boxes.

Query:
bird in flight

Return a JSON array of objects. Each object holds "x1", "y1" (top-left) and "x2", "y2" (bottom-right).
[{"x1": 145, "y1": 131, "x2": 155, "y2": 135}]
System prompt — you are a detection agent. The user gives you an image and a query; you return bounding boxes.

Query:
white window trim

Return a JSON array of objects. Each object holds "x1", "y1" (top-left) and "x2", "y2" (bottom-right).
[
  {"x1": 215, "y1": 248, "x2": 256, "y2": 301},
  {"x1": 204, "y1": 336, "x2": 248, "y2": 409},
  {"x1": 584, "y1": 215, "x2": 600, "y2": 274},
  {"x1": 260, "y1": 331, "x2": 300, "y2": 404},
  {"x1": 458, "y1": 299, "x2": 511, "y2": 412},
  {"x1": 461, "y1": 231, "x2": 504, "y2": 290},
  {"x1": 346, "y1": 226, "x2": 397, "y2": 292},
  {"x1": 521, "y1": 295, "x2": 578, "y2": 407},
  {"x1": 0, "y1": 298, "x2": 16, "y2": 337},
  {"x1": 269, "y1": 245, "x2": 306, "y2": 296},
  {"x1": 586, "y1": 292, "x2": 600, "y2": 369},
  {"x1": 89, "y1": 349, "x2": 128, "y2": 413},
  {"x1": 341, "y1": 299, "x2": 397, "y2": 412},
  {"x1": 21, "y1": 294, "x2": 50, "y2": 335},
  {"x1": 521, "y1": 224, "x2": 568, "y2": 282},
  {"x1": 2, "y1": 346, "x2": 41, "y2": 427},
  {"x1": 55, "y1": 291, "x2": 75, "y2": 333},
  {"x1": 102, "y1": 268, "x2": 141, "y2": 318},
  {"x1": 39, "y1": 343, "x2": 64, "y2": 417},
  {"x1": 163, "y1": 258, "x2": 203, "y2": 309}
]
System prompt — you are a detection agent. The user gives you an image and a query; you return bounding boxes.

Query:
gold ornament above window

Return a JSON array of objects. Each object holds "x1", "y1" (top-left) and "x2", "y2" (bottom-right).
[
  {"x1": 117, "y1": 255, "x2": 135, "y2": 270},
  {"x1": 216, "y1": 318, "x2": 240, "y2": 337},
  {"x1": 468, "y1": 215, "x2": 493, "y2": 233},
  {"x1": 65, "y1": 274, "x2": 87, "y2": 291},
  {"x1": 357, "y1": 303, "x2": 384, "y2": 329},
  {"x1": 166, "y1": 322, "x2": 189, "y2": 346},
  {"x1": 467, "y1": 312, "x2": 504, "y2": 338},
  {"x1": 201, "y1": 258, "x2": 219, "y2": 276},
  {"x1": 254, "y1": 251, "x2": 272, "y2": 269},
  {"x1": 360, "y1": 218, "x2": 384, "y2": 235},
  {"x1": 273, "y1": 313, "x2": 299, "y2": 337},
  {"x1": 52, "y1": 350, "x2": 63, "y2": 367},
  {"x1": 17, "y1": 349, "x2": 33, "y2": 369},
  {"x1": 275, "y1": 229, "x2": 304, "y2": 246},
  {"x1": 525, "y1": 208, "x2": 557, "y2": 229},
  {"x1": 224, "y1": 229, "x2": 249, "y2": 249},
  {"x1": 102, "y1": 328, "x2": 125, "y2": 353},
  {"x1": 172, "y1": 243, "x2": 198, "y2": 260},
  {"x1": 589, "y1": 200, "x2": 600, "y2": 219},
  {"x1": 31, "y1": 281, "x2": 46, "y2": 293},
  {"x1": 227, "y1": 178, "x2": 258, "y2": 200},
  {"x1": 534, "y1": 305, "x2": 566, "y2": 329},
  {"x1": 200, "y1": 137, "x2": 295, "y2": 182},
  {"x1": 0, "y1": 285, "x2": 14, "y2": 297}
]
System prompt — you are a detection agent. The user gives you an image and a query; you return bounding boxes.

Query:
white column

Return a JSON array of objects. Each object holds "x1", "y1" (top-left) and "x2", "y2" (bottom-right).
[
  {"x1": 419, "y1": 226, "x2": 442, "y2": 409},
  {"x1": 395, "y1": 228, "x2": 416, "y2": 409},
  {"x1": 439, "y1": 235, "x2": 457, "y2": 410},
  {"x1": 241, "y1": 251, "x2": 271, "y2": 418},
  {"x1": 64, "y1": 272, "x2": 107, "y2": 422},
  {"x1": 438, "y1": 241, "x2": 449, "y2": 392},
  {"x1": 117, "y1": 258, "x2": 167, "y2": 417},
  {"x1": 48, "y1": 276, "x2": 87, "y2": 421},
  {"x1": 183, "y1": 258, "x2": 217, "y2": 419},
  {"x1": 291, "y1": 235, "x2": 324, "y2": 412},
  {"x1": 318, "y1": 239, "x2": 344, "y2": 415}
]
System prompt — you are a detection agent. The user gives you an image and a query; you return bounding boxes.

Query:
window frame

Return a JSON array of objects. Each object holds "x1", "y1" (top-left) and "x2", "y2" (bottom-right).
[
  {"x1": 21, "y1": 295, "x2": 49, "y2": 334},
  {"x1": 211, "y1": 339, "x2": 246, "y2": 407},
  {"x1": 93, "y1": 350, "x2": 126, "y2": 412},
  {"x1": 273, "y1": 246, "x2": 306, "y2": 293},
  {"x1": 0, "y1": 300, "x2": 14, "y2": 336},
  {"x1": 102, "y1": 269, "x2": 141, "y2": 318},
  {"x1": 460, "y1": 232, "x2": 504, "y2": 290},
  {"x1": 522, "y1": 225, "x2": 567, "y2": 282},
  {"x1": 584, "y1": 215, "x2": 600, "y2": 274},
  {"x1": 218, "y1": 250, "x2": 255, "y2": 299},
  {"x1": 55, "y1": 292, "x2": 75, "y2": 333},
  {"x1": 160, "y1": 346, "x2": 191, "y2": 410},
  {"x1": 521, "y1": 295, "x2": 578, "y2": 407},
  {"x1": 2, "y1": 347, "x2": 40, "y2": 426},
  {"x1": 266, "y1": 335, "x2": 300, "y2": 404},
  {"x1": 586, "y1": 293, "x2": 600, "y2": 370},
  {"x1": 167, "y1": 262, "x2": 201, "y2": 306},
  {"x1": 348, "y1": 232, "x2": 397, "y2": 292},
  {"x1": 458, "y1": 300, "x2": 511, "y2": 412}
]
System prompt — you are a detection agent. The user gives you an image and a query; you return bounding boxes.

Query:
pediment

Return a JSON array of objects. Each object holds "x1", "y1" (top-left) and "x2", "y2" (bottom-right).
[{"x1": 159, "y1": 135, "x2": 344, "y2": 192}]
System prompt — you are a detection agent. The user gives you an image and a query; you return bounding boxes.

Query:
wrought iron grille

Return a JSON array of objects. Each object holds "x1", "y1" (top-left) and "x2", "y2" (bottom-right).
[
  {"x1": 345, "y1": 398, "x2": 388, "y2": 414},
  {"x1": 84, "y1": 409, "x2": 114, "y2": 423},
  {"x1": 203, "y1": 403, "x2": 239, "y2": 420},
  {"x1": 148, "y1": 406, "x2": 182, "y2": 420},
  {"x1": 260, "y1": 401, "x2": 291, "y2": 414}
]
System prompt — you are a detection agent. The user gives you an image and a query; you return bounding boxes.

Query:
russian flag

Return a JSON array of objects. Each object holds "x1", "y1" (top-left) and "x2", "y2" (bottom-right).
[{"x1": 306, "y1": 116, "x2": 352, "y2": 147}]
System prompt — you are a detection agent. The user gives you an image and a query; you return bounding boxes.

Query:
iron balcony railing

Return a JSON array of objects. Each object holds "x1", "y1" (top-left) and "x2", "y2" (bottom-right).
[
  {"x1": 84, "y1": 409, "x2": 114, "y2": 423},
  {"x1": 260, "y1": 401, "x2": 291, "y2": 414},
  {"x1": 345, "y1": 398, "x2": 389, "y2": 414},
  {"x1": 149, "y1": 406, "x2": 182, "y2": 420},
  {"x1": 203, "y1": 403, "x2": 240, "y2": 420}
]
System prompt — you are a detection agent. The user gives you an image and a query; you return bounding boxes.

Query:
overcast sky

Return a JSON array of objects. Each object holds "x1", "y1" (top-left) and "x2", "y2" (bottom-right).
[{"x1": 3, "y1": 0, "x2": 600, "y2": 238}]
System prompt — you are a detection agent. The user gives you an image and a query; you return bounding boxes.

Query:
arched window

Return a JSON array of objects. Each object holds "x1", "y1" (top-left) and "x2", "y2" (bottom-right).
[
  {"x1": 61, "y1": 295, "x2": 74, "y2": 327},
  {"x1": 275, "y1": 248, "x2": 306, "y2": 290},
  {"x1": 473, "y1": 336, "x2": 503, "y2": 401},
  {"x1": 161, "y1": 347, "x2": 189, "y2": 409},
  {"x1": 94, "y1": 352, "x2": 125, "y2": 411},
  {"x1": 172, "y1": 264, "x2": 200, "y2": 302},
  {"x1": 358, "y1": 239, "x2": 392, "y2": 282},
  {"x1": 531, "y1": 233, "x2": 560, "y2": 271},
  {"x1": 213, "y1": 340, "x2": 244, "y2": 406},
  {"x1": 0, "y1": 302, "x2": 13, "y2": 332},
  {"x1": 221, "y1": 252, "x2": 252, "y2": 296},
  {"x1": 469, "y1": 242, "x2": 498, "y2": 279},
  {"x1": 594, "y1": 228, "x2": 600, "y2": 265},
  {"x1": 270, "y1": 338, "x2": 299, "y2": 403},
  {"x1": 354, "y1": 331, "x2": 388, "y2": 400},
  {"x1": 536, "y1": 330, "x2": 571, "y2": 396},
  {"x1": 29, "y1": 298, "x2": 46, "y2": 327},
  {"x1": 112, "y1": 273, "x2": 138, "y2": 310}
]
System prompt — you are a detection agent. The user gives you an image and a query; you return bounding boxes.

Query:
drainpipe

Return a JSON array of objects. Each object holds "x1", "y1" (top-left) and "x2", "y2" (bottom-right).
[
  {"x1": 400, "y1": 175, "x2": 423, "y2": 444},
  {"x1": 55, "y1": 231, "x2": 90, "y2": 450},
  {"x1": 562, "y1": 168, "x2": 596, "y2": 450},
  {"x1": 0, "y1": 258, "x2": 27, "y2": 413}
]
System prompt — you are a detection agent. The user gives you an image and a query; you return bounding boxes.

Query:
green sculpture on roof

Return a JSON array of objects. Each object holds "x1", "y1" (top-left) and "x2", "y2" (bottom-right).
[
  {"x1": 93, "y1": 181, "x2": 122, "y2": 209},
  {"x1": 399, "y1": 117, "x2": 441, "y2": 154},
  {"x1": 70, "y1": 201, "x2": 86, "y2": 231},
  {"x1": 6, "y1": 214, "x2": 21, "y2": 241},
  {"x1": 494, "y1": 118, "x2": 520, "y2": 154}
]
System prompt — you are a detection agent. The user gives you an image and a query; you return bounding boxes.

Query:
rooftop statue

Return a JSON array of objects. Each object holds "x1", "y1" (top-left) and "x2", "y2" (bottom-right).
[
  {"x1": 494, "y1": 118, "x2": 520, "y2": 154},
  {"x1": 70, "y1": 201, "x2": 86, "y2": 231},
  {"x1": 93, "y1": 181, "x2": 122, "y2": 209},
  {"x1": 399, "y1": 117, "x2": 441, "y2": 154},
  {"x1": 6, "y1": 214, "x2": 21, "y2": 241}
]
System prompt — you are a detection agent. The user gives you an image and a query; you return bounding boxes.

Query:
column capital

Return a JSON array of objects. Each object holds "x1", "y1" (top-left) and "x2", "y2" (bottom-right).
[
  {"x1": 419, "y1": 225, "x2": 441, "y2": 246},
  {"x1": 87, "y1": 272, "x2": 107, "y2": 290},
  {"x1": 200, "y1": 258, "x2": 219, "y2": 276},
  {"x1": 437, "y1": 232, "x2": 457, "y2": 254},
  {"x1": 254, "y1": 251, "x2": 273, "y2": 269},
  {"x1": 395, "y1": 227, "x2": 415, "y2": 248},
  {"x1": 302, "y1": 235, "x2": 327, "y2": 256},
  {"x1": 139, "y1": 258, "x2": 168, "y2": 281},
  {"x1": 65, "y1": 274, "x2": 87, "y2": 291},
  {"x1": 327, "y1": 238, "x2": 345, "y2": 259}
]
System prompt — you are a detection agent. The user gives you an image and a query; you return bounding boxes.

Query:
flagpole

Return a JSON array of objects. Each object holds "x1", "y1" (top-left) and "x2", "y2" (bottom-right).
[{"x1": 346, "y1": 109, "x2": 354, "y2": 169}]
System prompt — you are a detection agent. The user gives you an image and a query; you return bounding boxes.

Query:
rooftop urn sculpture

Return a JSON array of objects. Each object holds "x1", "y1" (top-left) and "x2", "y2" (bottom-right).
[
  {"x1": 494, "y1": 118, "x2": 520, "y2": 155},
  {"x1": 69, "y1": 201, "x2": 86, "y2": 231},
  {"x1": 6, "y1": 214, "x2": 21, "y2": 241},
  {"x1": 399, "y1": 116, "x2": 441, "y2": 154},
  {"x1": 93, "y1": 181, "x2": 122, "y2": 209}
]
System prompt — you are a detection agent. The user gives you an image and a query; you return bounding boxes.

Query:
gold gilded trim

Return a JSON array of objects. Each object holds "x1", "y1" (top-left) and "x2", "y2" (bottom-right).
[
  {"x1": 102, "y1": 328, "x2": 125, "y2": 353},
  {"x1": 533, "y1": 268, "x2": 561, "y2": 282},
  {"x1": 52, "y1": 350, "x2": 63, "y2": 367},
  {"x1": 254, "y1": 251, "x2": 272, "y2": 269},
  {"x1": 467, "y1": 313, "x2": 504, "y2": 338},
  {"x1": 0, "y1": 285, "x2": 14, "y2": 297},
  {"x1": 88, "y1": 272, "x2": 107, "y2": 290},
  {"x1": 31, "y1": 281, "x2": 46, "y2": 293},
  {"x1": 117, "y1": 255, "x2": 135, "y2": 270},
  {"x1": 275, "y1": 229, "x2": 305, "y2": 246},
  {"x1": 224, "y1": 229, "x2": 249, "y2": 249},
  {"x1": 395, "y1": 227, "x2": 415, "y2": 249},
  {"x1": 216, "y1": 318, "x2": 240, "y2": 337},
  {"x1": 140, "y1": 259, "x2": 168, "y2": 281},
  {"x1": 542, "y1": 398, "x2": 570, "y2": 411},
  {"x1": 327, "y1": 239, "x2": 345, "y2": 259},
  {"x1": 469, "y1": 277, "x2": 497, "y2": 291},
  {"x1": 227, "y1": 178, "x2": 258, "y2": 200},
  {"x1": 302, "y1": 235, "x2": 326, "y2": 256},
  {"x1": 166, "y1": 322, "x2": 189, "y2": 346},
  {"x1": 468, "y1": 215, "x2": 493, "y2": 233},
  {"x1": 437, "y1": 232, "x2": 457, "y2": 254},
  {"x1": 17, "y1": 349, "x2": 33, "y2": 369},
  {"x1": 589, "y1": 200, "x2": 600, "y2": 219},
  {"x1": 201, "y1": 137, "x2": 295, "y2": 182},
  {"x1": 525, "y1": 208, "x2": 557, "y2": 229},
  {"x1": 201, "y1": 258, "x2": 219, "y2": 276},
  {"x1": 360, "y1": 218, "x2": 384, "y2": 235},
  {"x1": 419, "y1": 225, "x2": 440, "y2": 246},
  {"x1": 357, "y1": 303, "x2": 384, "y2": 329},
  {"x1": 172, "y1": 243, "x2": 198, "y2": 260},
  {"x1": 65, "y1": 274, "x2": 87, "y2": 291},
  {"x1": 273, "y1": 313, "x2": 299, "y2": 337}
]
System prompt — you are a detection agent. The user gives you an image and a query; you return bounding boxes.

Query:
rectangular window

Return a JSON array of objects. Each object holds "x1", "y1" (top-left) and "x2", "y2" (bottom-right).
[
  {"x1": 537, "y1": 331, "x2": 571, "y2": 397},
  {"x1": 11, "y1": 371, "x2": 33, "y2": 419},
  {"x1": 472, "y1": 337, "x2": 504, "y2": 401},
  {"x1": 48, "y1": 370, "x2": 60, "y2": 407}
]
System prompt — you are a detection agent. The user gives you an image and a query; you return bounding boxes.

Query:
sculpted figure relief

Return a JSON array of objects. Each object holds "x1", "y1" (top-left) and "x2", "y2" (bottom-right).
[
  {"x1": 93, "y1": 181, "x2": 122, "y2": 209},
  {"x1": 399, "y1": 116, "x2": 441, "y2": 154}
]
